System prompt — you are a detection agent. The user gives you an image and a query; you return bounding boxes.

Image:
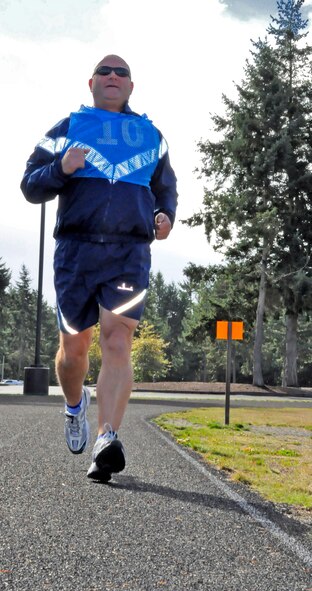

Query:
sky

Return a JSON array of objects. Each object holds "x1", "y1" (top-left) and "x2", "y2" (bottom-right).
[{"x1": 1, "y1": 0, "x2": 312, "y2": 305}]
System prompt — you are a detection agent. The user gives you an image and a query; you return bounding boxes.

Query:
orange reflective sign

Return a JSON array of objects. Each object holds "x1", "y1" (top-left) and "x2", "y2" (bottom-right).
[{"x1": 216, "y1": 321, "x2": 244, "y2": 340}]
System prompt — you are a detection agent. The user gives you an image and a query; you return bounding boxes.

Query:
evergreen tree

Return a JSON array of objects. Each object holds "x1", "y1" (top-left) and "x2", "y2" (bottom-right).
[
  {"x1": 182, "y1": 262, "x2": 259, "y2": 382},
  {"x1": 3, "y1": 265, "x2": 58, "y2": 382},
  {"x1": 40, "y1": 299, "x2": 59, "y2": 381},
  {"x1": 184, "y1": 0, "x2": 312, "y2": 386},
  {"x1": 0, "y1": 258, "x2": 11, "y2": 380},
  {"x1": 266, "y1": 0, "x2": 312, "y2": 385},
  {"x1": 0, "y1": 257, "x2": 11, "y2": 295},
  {"x1": 185, "y1": 38, "x2": 285, "y2": 384},
  {"x1": 7, "y1": 265, "x2": 37, "y2": 378},
  {"x1": 142, "y1": 271, "x2": 191, "y2": 379},
  {"x1": 0, "y1": 258, "x2": 11, "y2": 323}
]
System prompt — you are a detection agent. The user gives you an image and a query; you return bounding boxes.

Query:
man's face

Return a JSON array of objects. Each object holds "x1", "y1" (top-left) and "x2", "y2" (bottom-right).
[{"x1": 89, "y1": 55, "x2": 134, "y2": 112}]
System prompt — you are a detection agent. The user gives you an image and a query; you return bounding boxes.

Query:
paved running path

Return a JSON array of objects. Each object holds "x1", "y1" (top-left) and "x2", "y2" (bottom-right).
[{"x1": 1, "y1": 399, "x2": 311, "y2": 591}]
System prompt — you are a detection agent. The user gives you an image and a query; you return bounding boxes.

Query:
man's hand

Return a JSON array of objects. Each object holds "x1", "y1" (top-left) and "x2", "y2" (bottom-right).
[
  {"x1": 155, "y1": 212, "x2": 172, "y2": 240},
  {"x1": 61, "y1": 147, "x2": 90, "y2": 175}
]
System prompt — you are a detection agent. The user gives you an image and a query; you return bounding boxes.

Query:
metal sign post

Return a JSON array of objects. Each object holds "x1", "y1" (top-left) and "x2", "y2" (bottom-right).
[
  {"x1": 23, "y1": 203, "x2": 50, "y2": 395},
  {"x1": 216, "y1": 320, "x2": 244, "y2": 425},
  {"x1": 225, "y1": 321, "x2": 232, "y2": 425},
  {"x1": 1, "y1": 353, "x2": 4, "y2": 381}
]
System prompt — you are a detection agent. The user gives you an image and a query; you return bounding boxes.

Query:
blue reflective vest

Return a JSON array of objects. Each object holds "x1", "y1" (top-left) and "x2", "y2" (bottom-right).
[{"x1": 63, "y1": 105, "x2": 163, "y2": 187}]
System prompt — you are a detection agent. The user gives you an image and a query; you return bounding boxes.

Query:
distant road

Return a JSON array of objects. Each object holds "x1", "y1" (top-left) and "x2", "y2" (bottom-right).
[{"x1": 1, "y1": 383, "x2": 312, "y2": 409}]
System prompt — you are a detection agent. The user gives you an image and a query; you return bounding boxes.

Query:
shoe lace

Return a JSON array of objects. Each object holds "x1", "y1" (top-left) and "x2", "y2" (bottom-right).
[{"x1": 65, "y1": 413, "x2": 82, "y2": 437}]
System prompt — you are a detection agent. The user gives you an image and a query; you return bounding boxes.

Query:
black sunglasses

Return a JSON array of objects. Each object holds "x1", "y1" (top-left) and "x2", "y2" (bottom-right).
[{"x1": 93, "y1": 65, "x2": 130, "y2": 78}]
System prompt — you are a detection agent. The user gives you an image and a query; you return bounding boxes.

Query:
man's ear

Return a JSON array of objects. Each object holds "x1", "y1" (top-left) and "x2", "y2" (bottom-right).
[{"x1": 88, "y1": 78, "x2": 93, "y2": 92}]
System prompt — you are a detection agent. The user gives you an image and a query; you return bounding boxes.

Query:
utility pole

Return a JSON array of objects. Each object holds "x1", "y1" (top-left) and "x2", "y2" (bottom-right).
[{"x1": 225, "y1": 321, "x2": 232, "y2": 425}]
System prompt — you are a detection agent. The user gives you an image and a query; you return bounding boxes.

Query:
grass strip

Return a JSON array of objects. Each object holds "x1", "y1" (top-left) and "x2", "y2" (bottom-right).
[{"x1": 153, "y1": 407, "x2": 312, "y2": 509}]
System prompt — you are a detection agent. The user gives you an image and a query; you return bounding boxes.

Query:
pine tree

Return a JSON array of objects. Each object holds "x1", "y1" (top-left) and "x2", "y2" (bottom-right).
[
  {"x1": 0, "y1": 258, "x2": 11, "y2": 329},
  {"x1": 0, "y1": 258, "x2": 11, "y2": 379},
  {"x1": 142, "y1": 271, "x2": 191, "y2": 379},
  {"x1": 7, "y1": 265, "x2": 37, "y2": 378},
  {"x1": 182, "y1": 261, "x2": 260, "y2": 382},
  {"x1": 266, "y1": 0, "x2": 312, "y2": 385},
  {"x1": 186, "y1": 38, "x2": 286, "y2": 385},
  {"x1": 184, "y1": 0, "x2": 312, "y2": 386}
]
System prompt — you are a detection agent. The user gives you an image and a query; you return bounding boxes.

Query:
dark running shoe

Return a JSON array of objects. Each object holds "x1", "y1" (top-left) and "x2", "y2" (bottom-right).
[{"x1": 87, "y1": 424, "x2": 125, "y2": 481}]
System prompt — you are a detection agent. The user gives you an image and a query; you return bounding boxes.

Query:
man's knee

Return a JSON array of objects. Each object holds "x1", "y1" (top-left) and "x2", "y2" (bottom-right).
[
  {"x1": 101, "y1": 325, "x2": 132, "y2": 361},
  {"x1": 57, "y1": 329, "x2": 93, "y2": 364},
  {"x1": 100, "y1": 314, "x2": 136, "y2": 363}
]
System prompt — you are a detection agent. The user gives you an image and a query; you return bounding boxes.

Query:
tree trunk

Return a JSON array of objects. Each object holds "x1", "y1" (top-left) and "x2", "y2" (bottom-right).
[
  {"x1": 253, "y1": 252, "x2": 267, "y2": 386},
  {"x1": 18, "y1": 330, "x2": 25, "y2": 379},
  {"x1": 202, "y1": 350, "x2": 207, "y2": 382},
  {"x1": 283, "y1": 312, "x2": 298, "y2": 387}
]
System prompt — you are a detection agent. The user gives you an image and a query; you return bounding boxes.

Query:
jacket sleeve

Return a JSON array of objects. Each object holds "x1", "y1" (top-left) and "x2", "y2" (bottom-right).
[
  {"x1": 20, "y1": 119, "x2": 70, "y2": 204},
  {"x1": 151, "y1": 137, "x2": 178, "y2": 227}
]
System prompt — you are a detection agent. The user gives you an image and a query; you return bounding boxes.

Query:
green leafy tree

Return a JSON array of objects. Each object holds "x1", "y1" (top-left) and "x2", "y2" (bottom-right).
[
  {"x1": 131, "y1": 321, "x2": 171, "y2": 382},
  {"x1": 87, "y1": 323, "x2": 101, "y2": 384}
]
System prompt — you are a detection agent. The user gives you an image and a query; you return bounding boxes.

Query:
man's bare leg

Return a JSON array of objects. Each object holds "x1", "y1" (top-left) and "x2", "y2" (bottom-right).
[
  {"x1": 55, "y1": 327, "x2": 94, "y2": 406},
  {"x1": 96, "y1": 307, "x2": 138, "y2": 435}
]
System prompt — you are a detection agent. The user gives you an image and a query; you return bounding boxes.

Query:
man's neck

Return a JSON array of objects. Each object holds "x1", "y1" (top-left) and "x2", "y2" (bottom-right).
[{"x1": 93, "y1": 101, "x2": 126, "y2": 113}]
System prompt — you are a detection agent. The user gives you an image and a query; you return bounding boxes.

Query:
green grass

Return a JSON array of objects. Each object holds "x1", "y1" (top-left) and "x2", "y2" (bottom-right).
[{"x1": 153, "y1": 407, "x2": 312, "y2": 510}]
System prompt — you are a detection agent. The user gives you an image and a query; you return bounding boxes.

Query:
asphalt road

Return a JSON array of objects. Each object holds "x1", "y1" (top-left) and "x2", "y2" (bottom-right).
[{"x1": 1, "y1": 397, "x2": 312, "y2": 591}]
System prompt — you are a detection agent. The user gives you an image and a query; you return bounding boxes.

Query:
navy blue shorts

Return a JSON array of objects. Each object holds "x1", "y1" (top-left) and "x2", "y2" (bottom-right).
[{"x1": 54, "y1": 239, "x2": 151, "y2": 334}]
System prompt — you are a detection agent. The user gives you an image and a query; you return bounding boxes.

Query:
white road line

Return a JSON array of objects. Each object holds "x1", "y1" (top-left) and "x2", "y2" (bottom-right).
[{"x1": 146, "y1": 420, "x2": 312, "y2": 569}]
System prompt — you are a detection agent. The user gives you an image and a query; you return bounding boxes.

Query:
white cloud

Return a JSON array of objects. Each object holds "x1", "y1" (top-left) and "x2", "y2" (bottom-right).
[{"x1": 0, "y1": 0, "x2": 105, "y2": 40}]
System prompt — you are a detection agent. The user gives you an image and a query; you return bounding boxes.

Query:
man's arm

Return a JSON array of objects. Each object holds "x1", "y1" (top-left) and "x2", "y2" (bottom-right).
[
  {"x1": 151, "y1": 144, "x2": 178, "y2": 240},
  {"x1": 20, "y1": 118, "x2": 71, "y2": 204}
]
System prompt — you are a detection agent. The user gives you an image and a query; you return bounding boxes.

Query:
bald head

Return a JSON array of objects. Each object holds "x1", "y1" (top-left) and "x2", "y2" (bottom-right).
[{"x1": 93, "y1": 54, "x2": 132, "y2": 80}]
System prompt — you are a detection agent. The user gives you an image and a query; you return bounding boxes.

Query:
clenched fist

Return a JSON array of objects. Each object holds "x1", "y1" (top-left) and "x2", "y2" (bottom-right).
[
  {"x1": 155, "y1": 212, "x2": 172, "y2": 240},
  {"x1": 61, "y1": 147, "x2": 90, "y2": 175}
]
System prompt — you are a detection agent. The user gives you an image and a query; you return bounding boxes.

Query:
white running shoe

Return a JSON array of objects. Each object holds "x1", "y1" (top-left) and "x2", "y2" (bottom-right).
[
  {"x1": 87, "y1": 424, "x2": 125, "y2": 481},
  {"x1": 64, "y1": 386, "x2": 91, "y2": 454}
]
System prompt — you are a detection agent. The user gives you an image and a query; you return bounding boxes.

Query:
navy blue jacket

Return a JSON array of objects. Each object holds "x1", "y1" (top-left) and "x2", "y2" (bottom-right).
[{"x1": 21, "y1": 105, "x2": 178, "y2": 244}]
